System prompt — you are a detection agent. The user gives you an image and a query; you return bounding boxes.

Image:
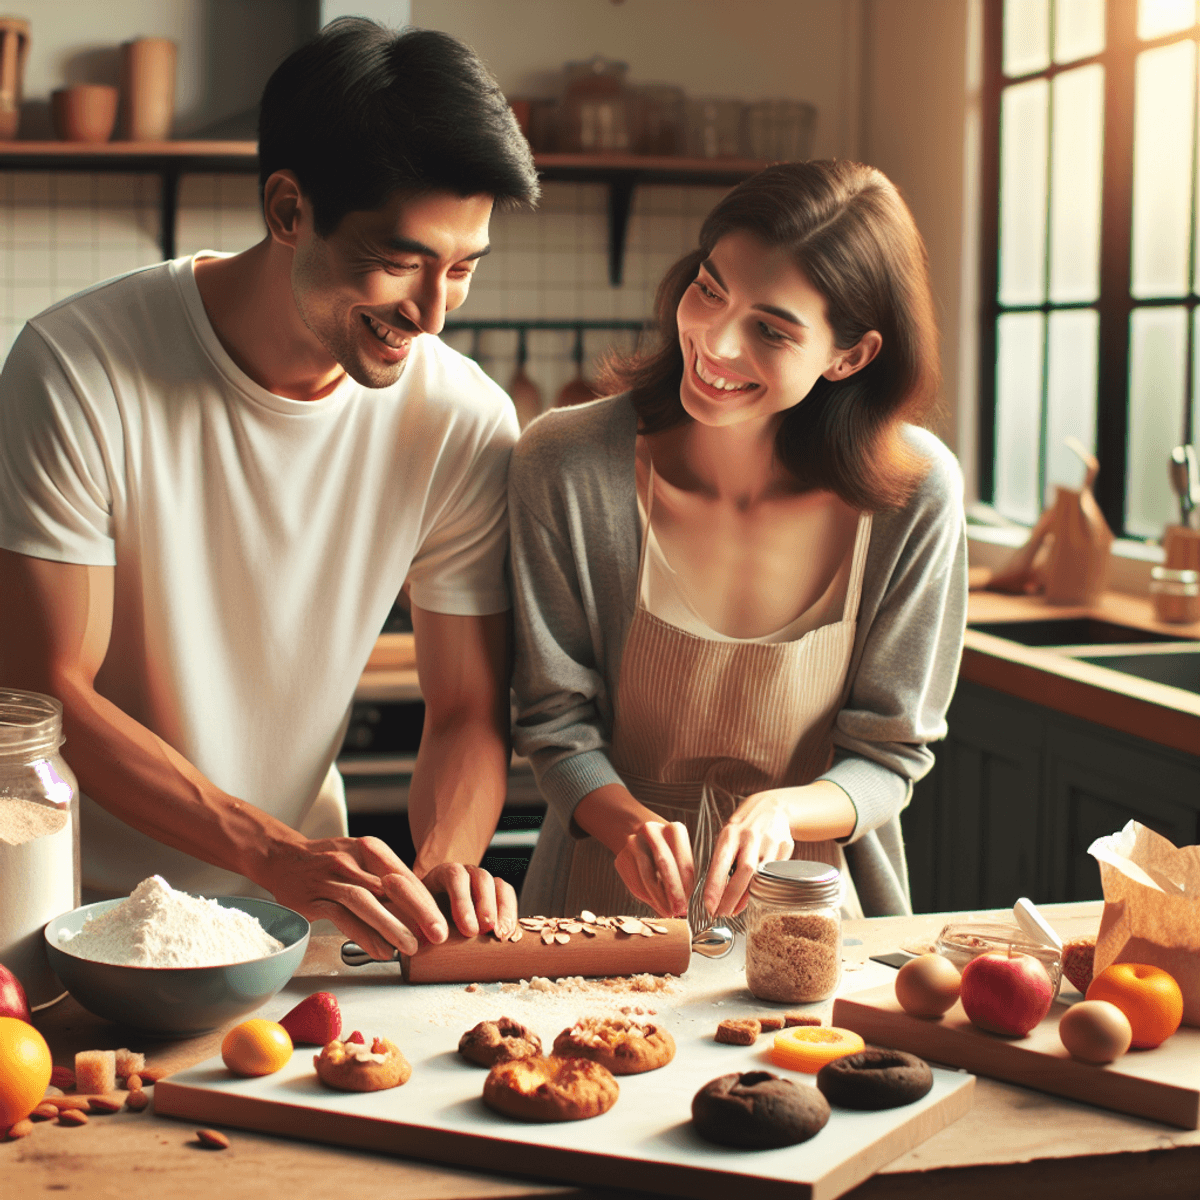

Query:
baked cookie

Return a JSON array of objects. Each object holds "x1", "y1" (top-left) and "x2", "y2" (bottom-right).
[
  {"x1": 459, "y1": 1018, "x2": 543, "y2": 1067},
  {"x1": 816, "y1": 1049, "x2": 933, "y2": 1110},
  {"x1": 483, "y1": 1055, "x2": 618, "y2": 1122},
  {"x1": 692, "y1": 1071, "x2": 830, "y2": 1149},
  {"x1": 314, "y1": 1037, "x2": 411, "y2": 1092},
  {"x1": 784, "y1": 1012, "x2": 823, "y2": 1028},
  {"x1": 715, "y1": 1018, "x2": 761, "y2": 1045},
  {"x1": 552, "y1": 1016, "x2": 675, "y2": 1075},
  {"x1": 757, "y1": 1016, "x2": 786, "y2": 1032}
]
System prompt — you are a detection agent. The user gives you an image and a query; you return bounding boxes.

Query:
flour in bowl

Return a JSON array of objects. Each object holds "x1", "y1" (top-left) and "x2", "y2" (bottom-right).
[{"x1": 58, "y1": 875, "x2": 284, "y2": 967}]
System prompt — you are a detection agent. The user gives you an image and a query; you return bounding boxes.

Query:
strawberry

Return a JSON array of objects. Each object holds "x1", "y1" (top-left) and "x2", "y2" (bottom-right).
[
  {"x1": 345, "y1": 1030, "x2": 364, "y2": 1044},
  {"x1": 278, "y1": 992, "x2": 342, "y2": 1046}
]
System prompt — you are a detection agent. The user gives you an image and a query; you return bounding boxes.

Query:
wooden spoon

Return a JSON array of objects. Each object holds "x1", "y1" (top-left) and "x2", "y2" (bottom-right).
[
  {"x1": 508, "y1": 327, "x2": 542, "y2": 429},
  {"x1": 555, "y1": 326, "x2": 600, "y2": 407}
]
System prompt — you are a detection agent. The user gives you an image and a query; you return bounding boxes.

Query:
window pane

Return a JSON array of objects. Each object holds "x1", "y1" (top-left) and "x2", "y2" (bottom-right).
[
  {"x1": 1045, "y1": 310, "x2": 1099, "y2": 491},
  {"x1": 1126, "y1": 306, "x2": 1188, "y2": 537},
  {"x1": 1139, "y1": 0, "x2": 1197, "y2": 39},
  {"x1": 996, "y1": 312, "x2": 1046, "y2": 523},
  {"x1": 999, "y1": 80, "x2": 1049, "y2": 305},
  {"x1": 1056, "y1": 0, "x2": 1106, "y2": 61},
  {"x1": 1049, "y1": 65, "x2": 1104, "y2": 301},
  {"x1": 1005, "y1": 0, "x2": 1051, "y2": 74},
  {"x1": 1131, "y1": 41, "x2": 1196, "y2": 298}
]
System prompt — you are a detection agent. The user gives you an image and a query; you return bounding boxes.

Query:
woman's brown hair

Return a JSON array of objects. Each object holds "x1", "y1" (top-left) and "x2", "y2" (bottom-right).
[{"x1": 602, "y1": 160, "x2": 940, "y2": 511}]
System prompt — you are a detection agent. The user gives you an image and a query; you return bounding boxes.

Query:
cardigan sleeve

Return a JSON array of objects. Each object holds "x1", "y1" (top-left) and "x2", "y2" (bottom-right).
[
  {"x1": 507, "y1": 416, "x2": 627, "y2": 835},
  {"x1": 818, "y1": 431, "x2": 968, "y2": 843}
]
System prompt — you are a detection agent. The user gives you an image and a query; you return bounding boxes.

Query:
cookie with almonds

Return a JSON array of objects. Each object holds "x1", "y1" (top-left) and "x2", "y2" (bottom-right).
[{"x1": 552, "y1": 1016, "x2": 675, "y2": 1075}]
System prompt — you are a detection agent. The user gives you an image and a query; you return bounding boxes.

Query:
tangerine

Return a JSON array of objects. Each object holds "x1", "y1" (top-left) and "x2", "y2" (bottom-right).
[
  {"x1": 770, "y1": 1026, "x2": 865, "y2": 1073},
  {"x1": 1085, "y1": 963, "x2": 1183, "y2": 1050},
  {"x1": 0, "y1": 1016, "x2": 52, "y2": 1127},
  {"x1": 221, "y1": 1019, "x2": 293, "y2": 1077}
]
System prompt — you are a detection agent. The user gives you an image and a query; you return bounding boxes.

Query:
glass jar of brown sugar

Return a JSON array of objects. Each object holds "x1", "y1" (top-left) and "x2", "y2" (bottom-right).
[{"x1": 744, "y1": 861, "x2": 842, "y2": 1004}]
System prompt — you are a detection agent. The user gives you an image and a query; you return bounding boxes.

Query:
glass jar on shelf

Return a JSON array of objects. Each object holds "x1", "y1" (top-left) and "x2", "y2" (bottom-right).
[
  {"x1": 743, "y1": 99, "x2": 817, "y2": 161},
  {"x1": 1149, "y1": 565, "x2": 1200, "y2": 623},
  {"x1": 744, "y1": 860, "x2": 842, "y2": 1003},
  {"x1": 685, "y1": 96, "x2": 745, "y2": 159},
  {"x1": 0, "y1": 689, "x2": 80, "y2": 1008},
  {"x1": 634, "y1": 83, "x2": 685, "y2": 155},
  {"x1": 558, "y1": 56, "x2": 636, "y2": 154}
]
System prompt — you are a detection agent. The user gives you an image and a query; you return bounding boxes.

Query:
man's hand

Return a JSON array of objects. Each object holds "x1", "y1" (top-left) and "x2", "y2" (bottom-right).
[
  {"x1": 419, "y1": 862, "x2": 518, "y2": 940},
  {"x1": 259, "y1": 833, "x2": 450, "y2": 960}
]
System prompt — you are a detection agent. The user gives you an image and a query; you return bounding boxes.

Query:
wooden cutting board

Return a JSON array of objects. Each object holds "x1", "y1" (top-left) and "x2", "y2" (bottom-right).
[
  {"x1": 833, "y1": 982, "x2": 1200, "y2": 1129},
  {"x1": 154, "y1": 956, "x2": 974, "y2": 1200}
]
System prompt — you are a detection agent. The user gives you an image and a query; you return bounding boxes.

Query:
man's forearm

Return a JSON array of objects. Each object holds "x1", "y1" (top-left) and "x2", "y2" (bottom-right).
[
  {"x1": 48, "y1": 667, "x2": 300, "y2": 885},
  {"x1": 408, "y1": 709, "x2": 509, "y2": 876}
]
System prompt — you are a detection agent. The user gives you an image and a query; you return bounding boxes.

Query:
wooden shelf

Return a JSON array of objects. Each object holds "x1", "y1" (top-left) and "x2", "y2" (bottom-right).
[{"x1": 0, "y1": 143, "x2": 769, "y2": 283}]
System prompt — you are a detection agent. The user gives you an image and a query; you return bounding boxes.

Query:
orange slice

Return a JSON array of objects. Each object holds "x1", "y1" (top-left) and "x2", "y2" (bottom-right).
[{"x1": 770, "y1": 1026, "x2": 865, "y2": 1073}]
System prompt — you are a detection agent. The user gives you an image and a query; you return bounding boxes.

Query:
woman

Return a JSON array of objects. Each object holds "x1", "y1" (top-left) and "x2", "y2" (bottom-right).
[{"x1": 509, "y1": 161, "x2": 966, "y2": 925}]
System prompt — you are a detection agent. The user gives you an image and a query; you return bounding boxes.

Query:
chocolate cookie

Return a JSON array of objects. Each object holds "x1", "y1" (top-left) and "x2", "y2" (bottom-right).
[
  {"x1": 482, "y1": 1055, "x2": 619, "y2": 1122},
  {"x1": 553, "y1": 1016, "x2": 675, "y2": 1075},
  {"x1": 692, "y1": 1071, "x2": 830, "y2": 1149},
  {"x1": 816, "y1": 1048, "x2": 933, "y2": 1110},
  {"x1": 314, "y1": 1037, "x2": 411, "y2": 1092},
  {"x1": 459, "y1": 1018, "x2": 543, "y2": 1067}
]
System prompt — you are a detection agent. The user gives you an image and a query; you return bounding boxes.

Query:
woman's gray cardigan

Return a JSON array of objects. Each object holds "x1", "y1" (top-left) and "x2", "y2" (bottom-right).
[{"x1": 508, "y1": 393, "x2": 967, "y2": 918}]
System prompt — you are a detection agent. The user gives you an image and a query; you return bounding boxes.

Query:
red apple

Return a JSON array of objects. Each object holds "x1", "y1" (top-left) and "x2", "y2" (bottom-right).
[
  {"x1": 959, "y1": 951, "x2": 1053, "y2": 1037},
  {"x1": 0, "y1": 962, "x2": 32, "y2": 1023}
]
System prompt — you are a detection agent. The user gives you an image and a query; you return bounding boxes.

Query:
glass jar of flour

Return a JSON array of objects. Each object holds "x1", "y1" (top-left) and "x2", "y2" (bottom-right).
[
  {"x1": 0, "y1": 689, "x2": 80, "y2": 1007},
  {"x1": 744, "y1": 860, "x2": 843, "y2": 1004}
]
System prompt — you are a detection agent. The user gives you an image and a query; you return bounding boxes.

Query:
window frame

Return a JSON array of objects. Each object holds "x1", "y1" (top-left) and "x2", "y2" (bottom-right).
[{"x1": 979, "y1": 0, "x2": 1199, "y2": 536}]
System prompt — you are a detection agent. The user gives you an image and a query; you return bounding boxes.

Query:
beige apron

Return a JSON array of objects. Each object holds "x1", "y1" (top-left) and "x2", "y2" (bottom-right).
[{"x1": 562, "y1": 468, "x2": 872, "y2": 926}]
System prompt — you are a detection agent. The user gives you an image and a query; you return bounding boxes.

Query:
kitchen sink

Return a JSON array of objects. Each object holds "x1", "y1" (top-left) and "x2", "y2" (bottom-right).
[
  {"x1": 968, "y1": 617, "x2": 1191, "y2": 647},
  {"x1": 1072, "y1": 648, "x2": 1200, "y2": 697}
]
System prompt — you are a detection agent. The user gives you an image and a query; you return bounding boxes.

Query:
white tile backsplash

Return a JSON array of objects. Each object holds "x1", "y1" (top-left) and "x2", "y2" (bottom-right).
[{"x1": 0, "y1": 170, "x2": 729, "y2": 402}]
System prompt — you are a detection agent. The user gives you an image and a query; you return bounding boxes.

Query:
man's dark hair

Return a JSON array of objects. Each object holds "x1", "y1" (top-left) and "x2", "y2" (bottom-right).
[{"x1": 258, "y1": 19, "x2": 539, "y2": 235}]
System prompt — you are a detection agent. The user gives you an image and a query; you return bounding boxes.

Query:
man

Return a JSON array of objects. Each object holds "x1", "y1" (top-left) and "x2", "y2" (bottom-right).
[{"x1": 0, "y1": 20, "x2": 539, "y2": 959}]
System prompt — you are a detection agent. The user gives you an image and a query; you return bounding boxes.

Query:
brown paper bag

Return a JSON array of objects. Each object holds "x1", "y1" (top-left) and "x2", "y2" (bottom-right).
[
  {"x1": 1089, "y1": 821, "x2": 1200, "y2": 1027},
  {"x1": 986, "y1": 438, "x2": 1113, "y2": 603}
]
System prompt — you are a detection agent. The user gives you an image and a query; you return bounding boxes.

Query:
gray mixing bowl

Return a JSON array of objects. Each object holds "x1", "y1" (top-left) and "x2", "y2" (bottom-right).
[{"x1": 44, "y1": 896, "x2": 310, "y2": 1036}]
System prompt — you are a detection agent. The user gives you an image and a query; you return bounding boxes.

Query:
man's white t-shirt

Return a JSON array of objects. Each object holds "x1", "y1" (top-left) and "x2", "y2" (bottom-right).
[{"x1": 0, "y1": 254, "x2": 519, "y2": 898}]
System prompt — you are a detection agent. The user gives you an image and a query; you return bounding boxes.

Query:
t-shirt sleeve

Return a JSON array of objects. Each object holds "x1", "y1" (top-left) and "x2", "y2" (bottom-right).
[
  {"x1": 404, "y1": 404, "x2": 519, "y2": 617},
  {"x1": 0, "y1": 323, "x2": 117, "y2": 565}
]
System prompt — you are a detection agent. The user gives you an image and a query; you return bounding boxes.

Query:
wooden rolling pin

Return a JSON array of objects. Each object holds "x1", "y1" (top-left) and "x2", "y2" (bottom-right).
[{"x1": 342, "y1": 917, "x2": 691, "y2": 983}]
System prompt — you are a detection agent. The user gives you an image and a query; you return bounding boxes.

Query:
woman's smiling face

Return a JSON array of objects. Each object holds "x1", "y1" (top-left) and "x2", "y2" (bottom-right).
[{"x1": 675, "y1": 229, "x2": 877, "y2": 431}]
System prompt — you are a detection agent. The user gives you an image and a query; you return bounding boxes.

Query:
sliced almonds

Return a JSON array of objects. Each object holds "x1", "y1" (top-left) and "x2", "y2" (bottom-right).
[{"x1": 487, "y1": 913, "x2": 672, "y2": 947}]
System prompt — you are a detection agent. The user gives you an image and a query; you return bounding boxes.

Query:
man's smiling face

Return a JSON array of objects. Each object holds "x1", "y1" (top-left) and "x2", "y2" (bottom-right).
[{"x1": 290, "y1": 188, "x2": 493, "y2": 389}]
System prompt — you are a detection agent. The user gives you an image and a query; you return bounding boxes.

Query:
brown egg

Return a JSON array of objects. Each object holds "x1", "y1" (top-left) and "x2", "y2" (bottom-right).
[
  {"x1": 1058, "y1": 1000, "x2": 1133, "y2": 1064},
  {"x1": 895, "y1": 953, "x2": 962, "y2": 1018}
]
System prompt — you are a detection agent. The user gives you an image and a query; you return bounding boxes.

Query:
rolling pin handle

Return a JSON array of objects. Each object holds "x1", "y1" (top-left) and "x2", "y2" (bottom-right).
[{"x1": 340, "y1": 941, "x2": 401, "y2": 967}]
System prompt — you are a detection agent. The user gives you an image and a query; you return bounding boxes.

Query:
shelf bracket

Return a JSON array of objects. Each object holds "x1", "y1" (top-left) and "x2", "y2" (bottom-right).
[
  {"x1": 606, "y1": 177, "x2": 636, "y2": 287},
  {"x1": 159, "y1": 166, "x2": 180, "y2": 261}
]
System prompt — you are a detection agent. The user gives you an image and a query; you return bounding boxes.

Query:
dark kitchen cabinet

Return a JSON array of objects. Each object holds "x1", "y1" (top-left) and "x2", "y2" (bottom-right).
[{"x1": 903, "y1": 680, "x2": 1200, "y2": 914}]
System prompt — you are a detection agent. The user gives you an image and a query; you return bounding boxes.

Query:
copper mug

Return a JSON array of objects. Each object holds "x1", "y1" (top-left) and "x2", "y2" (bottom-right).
[
  {"x1": 0, "y1": 17, "x2": 30, "y2": 140},
  {"x1": 119, "y1": 37, "x2": 176, "y2": 141},
  {"x1": 52, "y1": 85, "x2": 118, "y2": 143}
]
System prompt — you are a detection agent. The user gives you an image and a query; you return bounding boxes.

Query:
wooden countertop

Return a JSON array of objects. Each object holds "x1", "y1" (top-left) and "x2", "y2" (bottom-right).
[
  {"x1": 10, "y1": 902, "x2": 1200, "y2": 1199},
  {"x1": 962, "y1": 590, "x2": 1200, "y2": 756}
]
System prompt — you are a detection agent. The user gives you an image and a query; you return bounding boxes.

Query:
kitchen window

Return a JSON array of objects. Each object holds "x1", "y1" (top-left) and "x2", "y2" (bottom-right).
[{"x1": 981, "y1": 0, "x2": 1200, "y2": 538}]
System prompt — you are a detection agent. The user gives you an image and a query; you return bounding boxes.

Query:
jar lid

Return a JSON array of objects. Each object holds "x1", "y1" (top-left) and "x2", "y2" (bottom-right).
[
  {"x1": 748, "y1": 860, "x2": 841, "y2": 907},
  {"x1": 0, "y1": 688, "x2": 64, "y2": 758}
]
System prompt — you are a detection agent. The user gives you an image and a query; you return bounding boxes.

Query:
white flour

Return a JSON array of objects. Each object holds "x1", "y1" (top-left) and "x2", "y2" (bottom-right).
[
  {"x1": 58, "y1": 875, "x2": 284, "y2": 967},
  {"x1": 0, "y1": 796, "x2": 75, "y2": 1006}
]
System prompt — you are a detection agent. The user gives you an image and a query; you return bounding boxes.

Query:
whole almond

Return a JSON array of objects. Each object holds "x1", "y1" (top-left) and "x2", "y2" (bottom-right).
[
  {"x1": 125, "y1": 1074, "x2": 142, "y2": 1091},
  {"x1": 5, "y1": 1119, "x2": 34, "y2": 1140},
  {"x1": 49, "y1": 1066, "x2": 76, "y2": 1091},
  {"x1": 196, "y1": 1128, "x2": 230, "y2": 1149},
  {"x1": 88, "y1": 1096, "x2": 123, "y2": 1114},
  {"x1": 138, "y1": 1067, "x2": 166, "y2": 1085},
  {"x1": 31, "y1": 1103, "x2": 58, "y2": 1121},
  {"x1": 43, "y1": 1096, "x2": 91, "y2": 1112},
  {"x1": 126, "y1": 1090, "x2": 150, "y2": 1112},
  {"x1": 58, "y1": 1109, "x2": 89, "y2": 1126}
]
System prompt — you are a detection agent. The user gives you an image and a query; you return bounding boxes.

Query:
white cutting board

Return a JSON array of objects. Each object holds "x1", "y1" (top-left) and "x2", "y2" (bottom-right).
[{"x1": 156, "y1": 952, "x2": 974, "y2": 1200}]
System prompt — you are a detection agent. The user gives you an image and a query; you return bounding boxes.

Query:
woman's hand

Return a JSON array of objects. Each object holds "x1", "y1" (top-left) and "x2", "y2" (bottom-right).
[
  {"x1": 613, "y1": 820, "x2": 695, "y2": 918},
  {"x1": 702, "y1": 791, "x2": 794, "y2": 917}
]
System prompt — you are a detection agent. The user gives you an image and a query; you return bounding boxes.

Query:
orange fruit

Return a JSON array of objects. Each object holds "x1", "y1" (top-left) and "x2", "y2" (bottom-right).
[
  {"x1": 1085, "y1": 963, "x2": 1183, "y2": 1049},
  {"x1": 221, "y1": 1019, "x2": 293, "y2": 1077},
  {"x1": 770, "y1": 1026, "x2": 865, "y2": 1073},
  {"x1": 0, "y1": 1016, "x2": 52, "y2": 1126}
]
